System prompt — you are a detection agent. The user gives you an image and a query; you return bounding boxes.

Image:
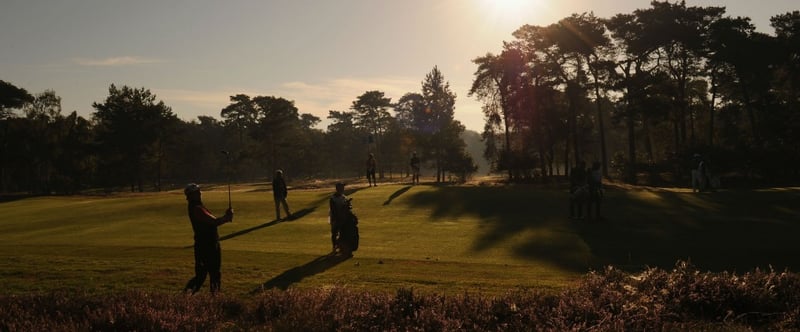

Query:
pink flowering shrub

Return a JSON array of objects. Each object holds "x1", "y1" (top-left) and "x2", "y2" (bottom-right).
[{"x1": 2, "y1": 261, "x2": 799, "y2": 331}]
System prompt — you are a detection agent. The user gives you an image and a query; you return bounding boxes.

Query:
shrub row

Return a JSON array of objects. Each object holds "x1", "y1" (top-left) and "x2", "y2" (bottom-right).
[{"x1": 3, "y1": 262, "x2": 800, "y2": 331}]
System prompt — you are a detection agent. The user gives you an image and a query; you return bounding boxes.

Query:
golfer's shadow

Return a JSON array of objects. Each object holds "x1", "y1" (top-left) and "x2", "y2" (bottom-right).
[
  {"x1": 251, "y1": 254, "x2": 351, "y2": 293},
  {"x1": 383, "y1": 185, "x2": 411, "y2": 205},
  {"x1": 217, "y1": 207, "x2": 316, "y2": 242}
]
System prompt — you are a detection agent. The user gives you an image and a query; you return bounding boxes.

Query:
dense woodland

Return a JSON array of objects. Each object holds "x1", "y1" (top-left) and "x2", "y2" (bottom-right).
[
  {"x1": 471, "y1": 2, "x2": 800, "y2": 185},
  {"x1": 2, "y1": 1, "x2": 799, "y2": 194},
  {"x1": 0, "y1": 66, "x2": 475, "y2": 194}
]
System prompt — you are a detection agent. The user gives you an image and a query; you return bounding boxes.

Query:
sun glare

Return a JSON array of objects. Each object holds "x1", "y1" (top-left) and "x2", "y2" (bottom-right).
[
  {"x1": 481, "y1": 0, "x2": 538, "y2": 15},
  {"x1": 476, "y1": 0, "x2": 544, "y2": 25}
]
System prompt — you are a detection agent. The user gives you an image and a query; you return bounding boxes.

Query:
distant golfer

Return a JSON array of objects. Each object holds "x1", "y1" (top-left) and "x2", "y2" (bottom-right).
[
  {"x1": 410, "y1": 151, "x2": 420, "y2": 185},
  {"x1": 569, "y1": 161, "x2": 588, "y2": 220},
  {"x1": 272, "y1": 169, "x2": 292, "y2": 220},
  {"x1": 366, "y1": 153, "x2": 377, "y2": 187},
  {"x1": 183, "y1": 183, "x2": 233, "y2": 294},
  {"x1": 586, "y1": 161, "x2": 604, "y2": 222}
]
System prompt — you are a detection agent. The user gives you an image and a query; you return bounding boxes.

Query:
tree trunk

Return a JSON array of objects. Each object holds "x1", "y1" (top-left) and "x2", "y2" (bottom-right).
[
  {"x1": 644, "y1": 120, "x2": 654, "y2": 164},
  {"x1": 708, "y1": 68, "x2": 718, "y2": 147},
  {"x1": 503, "y1": 114, "x2": 512, "y2": 181},
  {"x1": 568, "y1": 84, "x2": 580, "y2": 163},
  {"x1": 627, "y1": 113, "x2": 637, "y2": 184},
  {"x1": 673, "y1": 119, "x2": 680, "y2": 155},
  {"x1": 741, "y1": 84, "x2": 759, "y2": 144},
  {"x1": 593, "y1": 76, "x2": 609, "y2": 177},
  {"x1": 564, "y1": 142, "x2": 570, "y2": 180}
]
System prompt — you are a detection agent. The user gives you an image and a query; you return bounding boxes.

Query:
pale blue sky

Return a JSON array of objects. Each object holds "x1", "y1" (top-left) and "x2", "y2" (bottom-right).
[{"x1": 1, "y1": 0, "x2": 795, "y2": 131}]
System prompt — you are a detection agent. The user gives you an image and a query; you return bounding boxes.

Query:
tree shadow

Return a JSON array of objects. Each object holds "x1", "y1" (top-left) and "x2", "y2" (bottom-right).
[
  {"x1": 383, "y1": 186, "x2": 412, "y2": 205},
  {"x1": 0, "y1": 193, "x2": 35, "y2": 203},
  {"x1": 404, "y1": 185, "x2": 800, "y2": 273},
  {"x1": 251, "y1": 254, "x2": 351, "y2": 293},
  {"x1": 575, "y1": 188, "x2": 800, "y2": 272}
]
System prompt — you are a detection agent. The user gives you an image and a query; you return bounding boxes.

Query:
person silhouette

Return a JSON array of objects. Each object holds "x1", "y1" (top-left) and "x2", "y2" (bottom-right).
[
  {"x1": 366, "y1": 153, "x2": 377, "y2": 187},
  {"x1": 183, "y1": 183, "x2": 233, "y2": 294},
  {"x1": 410, "y1": 152, "x2": 420, "y2": 185},
  {"x1": 272, "y1": 169, "x2": 292, "y2": 220}
]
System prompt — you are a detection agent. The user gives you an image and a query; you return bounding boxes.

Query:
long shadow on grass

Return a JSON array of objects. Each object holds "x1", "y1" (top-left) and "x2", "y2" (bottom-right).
[
  {"x1": 217, "y1": 219, "x2": 284, "y2": 242},
  {"x1": 214, "y1": 187, "x2": 367, "y2": 245},
  {"x1": 405, "y1": 185, "x2": 800, "y2": 273},
  {"x1": 383, "y1": 186, "x2": 411, "y2": 205},
  {"x1": 304, "y1": 187, "x2": 366, "y2": 207},
  {"x1": 216, "y1": 208, "x2": 317, "y2": 243},
  {"x1": 252, "y1": 254, "x2": 351, "y2": 293}
]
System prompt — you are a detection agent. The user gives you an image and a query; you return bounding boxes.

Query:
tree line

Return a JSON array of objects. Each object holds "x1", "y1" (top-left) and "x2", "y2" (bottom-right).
[
  {"x1": 4, "y1": 1, "x2": 798, "y2": 193},
  {"x1": 471, "y1": 1, "x2": 799, "y2": 185},
  {"x1": 0, "y1": 66, "x2": 476, "y2": 194}
]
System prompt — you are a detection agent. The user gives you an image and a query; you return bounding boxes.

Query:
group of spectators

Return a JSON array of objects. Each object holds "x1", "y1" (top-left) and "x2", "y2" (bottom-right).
[{"x1": 366, "y1": 152, "x2": 421, "y2": 187}]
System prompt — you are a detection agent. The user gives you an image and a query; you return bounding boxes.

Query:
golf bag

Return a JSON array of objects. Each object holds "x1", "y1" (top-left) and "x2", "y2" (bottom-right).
[{"x1": 338, "y1": 198, "x2": 359, "y2": 253}]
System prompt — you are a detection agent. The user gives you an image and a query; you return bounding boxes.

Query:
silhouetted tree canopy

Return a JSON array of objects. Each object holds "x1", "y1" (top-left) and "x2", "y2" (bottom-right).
[{"x1": 3, "y1": 2, "x2": 800, "y2": 193}]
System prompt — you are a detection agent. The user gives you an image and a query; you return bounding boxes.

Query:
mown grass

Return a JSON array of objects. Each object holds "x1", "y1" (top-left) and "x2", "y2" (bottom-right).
[{"x1": 1, "y1": 179, "x2": 799, "y2": 297}]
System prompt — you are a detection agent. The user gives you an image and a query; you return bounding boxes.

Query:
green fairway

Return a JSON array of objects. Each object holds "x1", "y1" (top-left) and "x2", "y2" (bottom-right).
[{"x1": 1, "y1": 181, "x2": 799, "y2": 296}]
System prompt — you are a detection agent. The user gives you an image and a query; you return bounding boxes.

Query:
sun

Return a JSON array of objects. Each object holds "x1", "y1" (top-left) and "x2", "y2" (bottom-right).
[
  {"x1": 490, "y1": 0, "x2": 531, "y2": 11},
  {"x1": 477, "y1": 0, "x2": 541, "y2": 21},
  {"x1": 481, "y1": 0, "x2": 537, "y2": 12}
]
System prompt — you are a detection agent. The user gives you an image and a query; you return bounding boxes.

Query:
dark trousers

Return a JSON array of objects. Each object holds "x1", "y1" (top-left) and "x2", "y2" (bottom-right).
[
  {"x1": 586, "y1": 189, "x2": 602, "y2": 220},
  {"x1": 569, "y1": 186, "x2": 585, "y2": 218},
  {"x1": 185, "y1": 242, "x2": 221, "y2": 293},
  {"x1": 330, "y1": 222, "x2": 341, "y2": 250},
  {"x1": 274, "y1": 195, "x2": 291, "y2": 219}
]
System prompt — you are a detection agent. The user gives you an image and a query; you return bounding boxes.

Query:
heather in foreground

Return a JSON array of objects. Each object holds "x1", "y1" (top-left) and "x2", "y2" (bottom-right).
[{"x1": 3, "y1": 262, "x2": 800, "y2": 331}]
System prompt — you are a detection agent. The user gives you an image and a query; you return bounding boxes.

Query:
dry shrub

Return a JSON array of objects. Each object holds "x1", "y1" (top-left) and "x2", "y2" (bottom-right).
[{"x1": 2, "y1": 262, "x2": 800, "y2": 331}]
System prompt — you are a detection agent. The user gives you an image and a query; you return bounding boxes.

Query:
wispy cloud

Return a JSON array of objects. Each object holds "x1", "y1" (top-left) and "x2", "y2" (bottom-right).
[
  {"x1": 73, "y1": 56, "x2": 163, "y2": 67},
  {"x1": 160, "y1": 77, "x2": 417, "y2": 117},
  {"x1": 277, "y1": 77, "x2": 419, "y2": 115}
]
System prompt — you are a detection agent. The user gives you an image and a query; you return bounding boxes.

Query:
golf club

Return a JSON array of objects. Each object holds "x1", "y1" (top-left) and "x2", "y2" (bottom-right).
[{"x1": 221, "y1": 150, "x2": 232, "y2": 209}]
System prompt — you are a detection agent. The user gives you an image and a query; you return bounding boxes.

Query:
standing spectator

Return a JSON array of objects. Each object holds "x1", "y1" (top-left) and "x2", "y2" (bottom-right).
[
  {"x1": 691, "y1": 154, "x2": 702, "y2": 192},
  {"x1": 410, "y1": 151, "x2": 420, "y2": 185},
  {"x1": 569, "y1": 161, "x2": 588, "y2": 220},
  {"x1": 272, "y1": 169, "x2": 292, "y2": 220},
  {"x1": 586, "y1": 161, "x2": 604, "y2": 222},
  {"x1": 697, "y1": 155, "x2": 712, "y2": 192},
  {"x1": 366, "y1": 153, "x2": 377, "y2": 187},
  {"x1": 183, "y1": 183, "x2": 233, "y2": 294}
]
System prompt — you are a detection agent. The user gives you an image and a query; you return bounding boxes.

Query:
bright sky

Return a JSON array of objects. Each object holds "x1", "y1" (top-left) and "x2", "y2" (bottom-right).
[{"x1": 1, "y1": 0, "x2": 795, "y2": 132}]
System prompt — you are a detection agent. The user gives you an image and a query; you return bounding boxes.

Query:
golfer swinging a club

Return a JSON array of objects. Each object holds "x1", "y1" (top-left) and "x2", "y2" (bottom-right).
[{"x1": 183, "y1": 183, "x2": 233, "y2": 294}]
